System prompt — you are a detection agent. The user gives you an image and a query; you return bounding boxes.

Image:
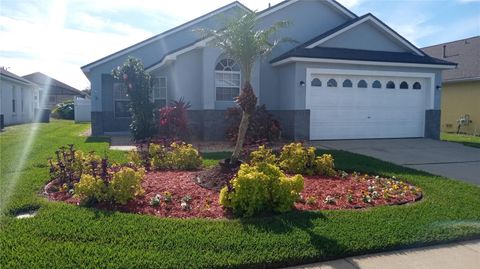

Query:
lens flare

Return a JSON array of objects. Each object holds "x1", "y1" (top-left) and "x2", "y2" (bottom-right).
[{"x1": 0, "y1": 77, "x2": 52, "y2": 214}]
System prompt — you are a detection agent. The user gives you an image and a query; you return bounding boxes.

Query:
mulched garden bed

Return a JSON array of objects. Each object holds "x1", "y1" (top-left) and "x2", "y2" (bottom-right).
[{"x1": 45, "y1": 171, "x2": 422, "y2": 219}]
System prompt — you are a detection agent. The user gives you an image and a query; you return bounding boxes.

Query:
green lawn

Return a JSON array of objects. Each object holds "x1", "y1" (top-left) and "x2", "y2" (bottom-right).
[
  {"x1": 1, "y1": 120, "x2": 479, "y2": 268},
  {"x1": 441, "y1": 132, "x2": 480, "y2": 148}
]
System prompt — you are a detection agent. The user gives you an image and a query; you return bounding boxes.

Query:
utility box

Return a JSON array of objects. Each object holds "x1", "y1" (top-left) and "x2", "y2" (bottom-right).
[
  {"x1": 0, "y1": 114, "x2": 4, "y2": 130},
  {"x1": 35, "y1": 109, "x2": 51, "y2": 123}
]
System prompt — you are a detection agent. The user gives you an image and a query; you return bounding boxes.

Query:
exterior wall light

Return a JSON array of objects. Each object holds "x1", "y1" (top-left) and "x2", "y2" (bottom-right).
[{"x1": 299, "y1": 81, "x2": 305, "y2": 87}]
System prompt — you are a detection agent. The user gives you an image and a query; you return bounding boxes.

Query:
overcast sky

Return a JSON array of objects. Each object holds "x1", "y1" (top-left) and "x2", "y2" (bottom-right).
[{"x1": 1, "y1": 0, "x2": 479, "y2": 90}]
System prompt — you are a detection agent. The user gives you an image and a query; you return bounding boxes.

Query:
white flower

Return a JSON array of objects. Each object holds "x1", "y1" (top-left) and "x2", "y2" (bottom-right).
[{"x1": 181, "y1": 201, "x2": 190, "y2": 210}]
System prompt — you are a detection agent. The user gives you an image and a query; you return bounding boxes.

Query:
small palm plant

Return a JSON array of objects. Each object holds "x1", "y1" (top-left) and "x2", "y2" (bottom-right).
[{"x1": 196, "y1": 11, "x2": 292, "y2": 163}]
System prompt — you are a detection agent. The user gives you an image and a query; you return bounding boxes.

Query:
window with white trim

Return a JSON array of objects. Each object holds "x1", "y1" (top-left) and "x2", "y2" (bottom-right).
[
  {"x1": 357, "y1": 80, "x2": 368, "y2": 88},
  {"x1": 413, "y1": 82, "x2": 422, "y2": 90},
  {"x1": 151, "y1": 77, "x2": 167, "y2": 108},
  {"x1": 215, "y1": 58, "x2": 241, "y2": 101},
  {"x1": 113, "y1": 82, "x2": 130, "y2": 118}
]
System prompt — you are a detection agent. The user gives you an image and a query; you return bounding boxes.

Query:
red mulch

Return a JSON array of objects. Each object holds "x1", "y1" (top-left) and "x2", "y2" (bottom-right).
[{"x1": 45, "y1": 171, "x2": 422, "y2": 219}]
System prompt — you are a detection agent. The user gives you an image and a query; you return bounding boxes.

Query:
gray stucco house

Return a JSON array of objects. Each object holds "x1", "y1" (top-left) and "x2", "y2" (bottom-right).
[{"x1": 81, "y1": 0, "x2": 455, "y2": 140}]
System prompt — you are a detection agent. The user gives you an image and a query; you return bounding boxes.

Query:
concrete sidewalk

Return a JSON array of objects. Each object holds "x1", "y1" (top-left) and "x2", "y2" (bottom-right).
[
  {"x1": 312, "y1": 139, "x2": 480, "y2": 185},
  {"x1": 287, "y1": 239, "x2": 480, "y2": 269}
]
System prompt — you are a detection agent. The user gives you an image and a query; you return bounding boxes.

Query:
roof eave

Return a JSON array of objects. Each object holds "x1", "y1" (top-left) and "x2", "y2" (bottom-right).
[
  {"x1": 80, "y1": 1, "x2": 252, "y2": 73},
  {"x1": 271, "y1": 56, "x2": 458, "y2": 69}
]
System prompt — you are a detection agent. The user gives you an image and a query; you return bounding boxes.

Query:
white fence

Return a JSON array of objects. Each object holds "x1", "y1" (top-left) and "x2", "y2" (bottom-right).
[{"x1": 74, "y1": 97, "x2": 91, "y2": 122}]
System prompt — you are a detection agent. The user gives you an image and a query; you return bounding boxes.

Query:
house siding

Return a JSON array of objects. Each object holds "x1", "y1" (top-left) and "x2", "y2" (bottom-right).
[
  {"x1": 257, "y1": 0, "x2": 352, "y2": 110},
  {"x1": 319, "y1": 21, "x2": 411, "y2": 52},
  {"x1": 440, "y1": 80, "x2": 480, "y2": 135},
  {"x1": 87, "y1": 6, "x2": 247, "y2": 113},
  {"x1": 0, "y1": 78, "x2": 38, "y2": 126}
]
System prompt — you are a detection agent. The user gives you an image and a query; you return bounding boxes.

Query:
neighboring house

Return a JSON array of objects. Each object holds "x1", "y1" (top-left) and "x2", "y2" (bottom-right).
[
  {"x1": 0, "y1": 67, "x2": 40, "y2": 126},
  {"x1": 22, "y1": 72, "x2": 86, "y2": 110},
  {"x1": 81, "y1": 0, "x2": 455, "y2": 140},
  {"x1": 422, "y1": 36, "x2": 480, "y2": 136}
]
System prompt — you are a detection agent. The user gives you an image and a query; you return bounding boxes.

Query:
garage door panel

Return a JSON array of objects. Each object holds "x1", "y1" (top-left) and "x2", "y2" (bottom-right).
[{"x1": 309, "y1": 74, "x2": 428, "y2": 140}]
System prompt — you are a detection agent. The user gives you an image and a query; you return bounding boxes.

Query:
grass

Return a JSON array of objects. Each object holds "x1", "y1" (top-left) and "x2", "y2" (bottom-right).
[
  {"x1": 1, "y1": 120, "x2": 479, "y2": 268},
  {"x1": 441, "y1": 132, "x2": 480, "y2": 148}
]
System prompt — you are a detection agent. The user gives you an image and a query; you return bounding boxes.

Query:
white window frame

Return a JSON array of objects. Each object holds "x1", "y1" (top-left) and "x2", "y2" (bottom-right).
[
  {"x1": 151, "y1": 76, "x2": 167, "y2": 107},
  {"x1": 113, "y1": 82, "x2": 130, "y2": 119},
  {"x1": 215, "y1": 66, "x2": 241, "y2": 102}
]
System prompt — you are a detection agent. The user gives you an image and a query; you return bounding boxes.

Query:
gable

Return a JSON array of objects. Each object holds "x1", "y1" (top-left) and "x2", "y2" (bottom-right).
[
  {"x1": 306, "y1": 14, "x2": 425, "y2": 56},
  {"x1": 320, "y1": 21, "x2": 409, "y2": 52},
  {"x1": 256, "y1": 0, "x2": 356, "y2": 58},
  {"x1": 81, "y1": 2, "x2": 250, "y2": 75}
]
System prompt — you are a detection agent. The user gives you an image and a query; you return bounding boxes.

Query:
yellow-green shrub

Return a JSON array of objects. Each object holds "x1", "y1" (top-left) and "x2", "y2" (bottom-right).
[
  {"x1": 108, "y1": 167, "x2": 145, "y2": 204},
  {"x1": 149, "y1": 143, "x2": 170, "y2": 170},
  {"x1": 219, "y1": 163, "x2": 304, "y2": 217},
  {"x1": 249, "y1": 145, "x2": 277, "y2": 165},
  {"x1": 74, "y1": 174, "x2": 107, "y2": 203},
  {"x1": 127, "y1": 150, "x2": 143, "y2": 167},
  {"x1": 168, "y1": 142, "x2": 202, "y2": 170},
  {"x1": 148, "y1": 142, "x2": 202, "y2": 170},
  {"x1": 315, "y1": 154, "x2": 336, "y2": 177},
  {"x1": 279, "y1": 143, "x2": 335, "y2": 176}
]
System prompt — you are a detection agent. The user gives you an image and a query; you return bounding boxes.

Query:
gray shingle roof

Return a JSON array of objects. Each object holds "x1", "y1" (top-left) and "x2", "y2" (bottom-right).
[
  {"x1": 270, "y1": 47, "x2": 456, "y2": 66},
  {"x1": 0, "y1": 68, "x2": 37, "y2": 86},
  {"x1": 22, "y1": 72, "x2": 85, "y2": 96},
  {"x1": 422, "y1": 36, "x2": 480, "y2": 82}
]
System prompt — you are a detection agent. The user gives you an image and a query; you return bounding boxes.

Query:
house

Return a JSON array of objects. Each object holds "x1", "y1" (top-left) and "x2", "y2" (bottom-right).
[
  {"x1": 422, "y1": 36, "x2": 480, "y2": 136},
  {"x1": 81, "y1": 0, "x2": 455, "y2": 140},
  {"x1": 22, "y1": 72, "x2": 86, "y2": 110},
  {"x1": 0, "y1": 67, "x2": 40, "y2": 126}
]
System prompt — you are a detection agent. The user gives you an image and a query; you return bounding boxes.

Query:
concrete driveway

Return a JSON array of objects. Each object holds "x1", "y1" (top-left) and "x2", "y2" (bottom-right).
[{"x1": 312, "y1": 139, "x2": 480, "y2": 185}]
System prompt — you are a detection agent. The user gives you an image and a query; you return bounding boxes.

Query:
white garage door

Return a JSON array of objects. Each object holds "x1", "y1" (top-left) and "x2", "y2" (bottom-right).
[{"x1": 308, "y1": 71, "x2": 431, "y2": 140}]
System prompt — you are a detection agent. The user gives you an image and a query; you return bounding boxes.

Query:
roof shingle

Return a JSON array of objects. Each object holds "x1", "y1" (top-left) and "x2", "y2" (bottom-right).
[{"x1": 422, "y1": 36, "x2": 480, "y2": 82}]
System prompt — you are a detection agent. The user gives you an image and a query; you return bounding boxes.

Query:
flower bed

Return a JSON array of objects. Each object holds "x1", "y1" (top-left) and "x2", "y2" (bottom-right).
[{"x1": 45, "y1": 170, "x2": 422, "y2": 219}]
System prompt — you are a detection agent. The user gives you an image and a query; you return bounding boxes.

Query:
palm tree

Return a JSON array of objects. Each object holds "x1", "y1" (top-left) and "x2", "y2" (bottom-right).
[{"x1": 197, "y1": 11, "x2": 291, "y2": 163}]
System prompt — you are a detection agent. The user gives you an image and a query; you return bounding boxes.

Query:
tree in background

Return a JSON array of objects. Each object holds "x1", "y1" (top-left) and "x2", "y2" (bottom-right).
[
  {"x1": 197, "y1": 12, "x2": 291, "y2": 163},
  {"x1": 112, "y1": 57, "x2": 155, "y2": 141}
]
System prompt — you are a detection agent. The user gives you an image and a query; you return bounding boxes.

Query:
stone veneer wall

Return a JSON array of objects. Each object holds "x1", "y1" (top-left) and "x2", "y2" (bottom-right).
[
  {"x1": 425, "y1": 109, "x2": 441, "y2": 140},
  {"x1": 91, "y1": 109, "x2": 308, "y2": 141}
]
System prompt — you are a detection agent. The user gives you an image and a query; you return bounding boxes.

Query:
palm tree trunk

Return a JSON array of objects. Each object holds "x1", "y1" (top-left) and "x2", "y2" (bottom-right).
[{"x1": 231, "y1": 112, "x2": 250, "y2": 163}]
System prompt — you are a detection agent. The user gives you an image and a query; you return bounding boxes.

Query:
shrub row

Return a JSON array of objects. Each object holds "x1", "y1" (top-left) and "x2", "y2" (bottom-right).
[
  {"x1": 48, "y1": 145, "x2": 145, "y2": 205},
  {"x1": 128, "y1": 142, "x2": 202, "y2": 171},
  {"x1": 75, "y1": 167, "x2": 145, "y2": 205},
  {"x1": 220, "y1": 163, "x2": 304, "y2": 217},
  {"x1": 250, "y1": 143, "x2": 336, "y2": 177},
  {"x1": 220, "y1": 143, "x2": 336, "y2": 217}
]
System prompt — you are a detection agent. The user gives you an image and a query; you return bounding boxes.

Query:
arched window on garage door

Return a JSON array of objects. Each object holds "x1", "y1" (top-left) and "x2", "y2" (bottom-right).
[
  {"x1": 386, "y1": 81, "x2": 395, "y2": 89},
  {"x1": 413, "y1": 82, "x2": 422, "y2": 90},
  {"x1": 400, "y1": 81, "x2": 409, "y2": 89},
  {"x1": 327, "y1": 79, "x2": 337, "y2": 87},
  {"x1": 311, "y1": 78, "x2": 322, "y2": 87},
  {"x1": 342, "y1": 79, "x2": 353, "y2": 88},
  {"x1": 372, "y1": 80, "x2": 382, "y2": 88},
  {"x1": 357, "y1": 80, "x2": 367, "y2": 88}
]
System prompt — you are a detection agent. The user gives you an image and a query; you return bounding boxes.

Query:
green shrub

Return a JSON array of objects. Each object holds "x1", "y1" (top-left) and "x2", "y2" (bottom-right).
[
  {"x1": 146, "y1": 142, "x2": 202, "y2": 171},
  {"x1": 169, "y1": 142, "x2": 202, "y2": 170},
  {"x1": 127, "y1": 150, "x2": 142, "y2": 167},
  {"x1": 108, "y1": 167, "x2": 145, "y2": 205},
  {"x1": 74, "y1": 174, "x2": 107, "y2": 203},
  {"x1": 249, "y1": 145, "x2": 277, "y2": 166},
  {"x1": 279, "y1": 143, "x2": 335, "y2": 176},
  {"x1": 315, "y1": 154, "x2": 336, "y2": 177},
  {"x1": 219, "y1": 163, "x2": 304, "y2": 217},
  {"x1": 51, "y1": 100, "x2": 74, "y2": 120},
  {"x1": 149, "y1": 143, "x2": 169, "y2": 170}
]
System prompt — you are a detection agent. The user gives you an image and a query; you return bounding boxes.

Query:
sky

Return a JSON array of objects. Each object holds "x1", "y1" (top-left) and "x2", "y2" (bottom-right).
[{"x1": 0, "y1": 0, "x2": 479, "y2": 90}]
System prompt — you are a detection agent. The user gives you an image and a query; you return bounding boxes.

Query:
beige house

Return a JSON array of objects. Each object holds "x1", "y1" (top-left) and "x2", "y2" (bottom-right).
[
  {"x1": 423, "y1": 36, "x2": 480, "y2": 135},
  {"x1": 22, "y1": 72, "x2": 86, "y2": 109}
]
